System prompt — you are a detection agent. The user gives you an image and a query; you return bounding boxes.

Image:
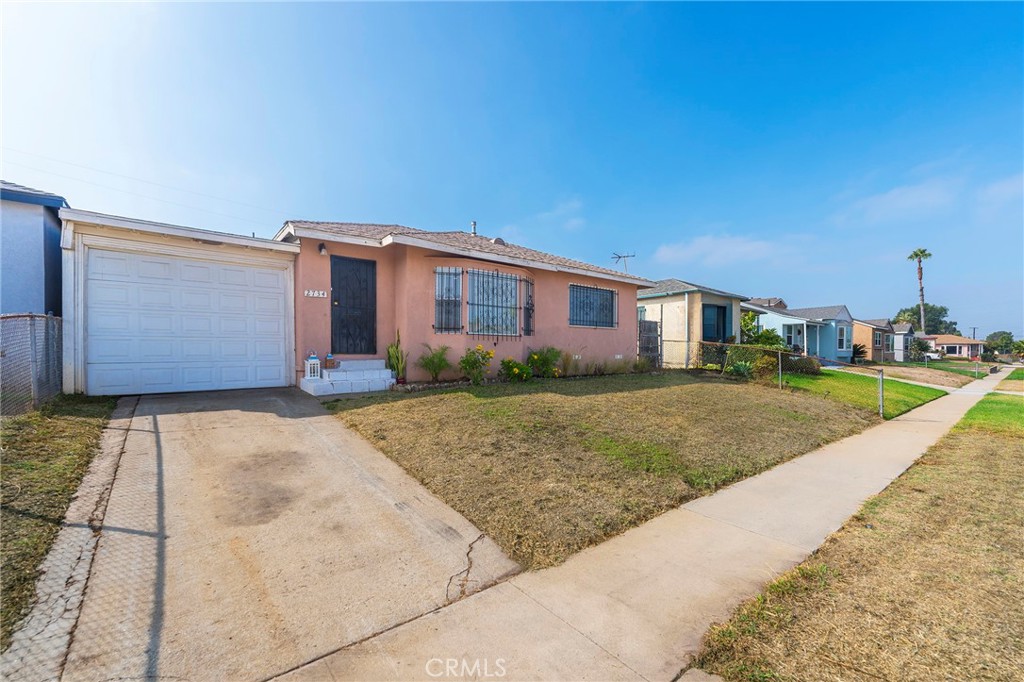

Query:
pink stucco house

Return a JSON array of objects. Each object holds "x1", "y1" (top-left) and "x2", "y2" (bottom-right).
[{"x1": 273, "y1": 221, "x2": 652, "y2": 392}]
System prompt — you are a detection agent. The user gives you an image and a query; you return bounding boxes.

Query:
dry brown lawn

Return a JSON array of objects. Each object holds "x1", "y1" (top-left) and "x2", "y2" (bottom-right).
[
  {"x1": 695, "y1": 393, "x2": 1024, "y2": 681},
  {"x1": 996, "y1": 378, "x2": 1024, "y2": 393},
  {"x1": 328, "y1": 373, "x2": 877, "y2": 569},
  {"x1": 844, "y1": 364, "x2": 973, "y2": 388}
]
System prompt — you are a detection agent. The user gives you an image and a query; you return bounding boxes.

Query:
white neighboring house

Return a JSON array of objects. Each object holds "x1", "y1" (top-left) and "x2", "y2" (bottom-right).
[
  {"x1": 1, "y1": 181, "x2": 68, "y2": 315},
  {"x1": 892, "y1": 322, "x2": 916, "y2": 362},
  {"x1": 61, "y1": 209, "x2": 299, "y2": 395}
]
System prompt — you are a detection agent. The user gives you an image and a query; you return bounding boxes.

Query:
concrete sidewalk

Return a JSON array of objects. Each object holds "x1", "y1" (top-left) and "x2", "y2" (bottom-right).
[{"x1": 275, "y1": 372, "x2": 1003, "y2": 682}]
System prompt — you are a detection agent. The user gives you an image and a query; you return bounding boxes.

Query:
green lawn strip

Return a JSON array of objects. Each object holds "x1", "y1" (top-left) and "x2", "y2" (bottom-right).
[
  {"x1": 783, "y1": 369, "x2": 945, "y2": 419},
  {"x1": 694, "y1": 393, "x2": 1024, "y2": 681},
  {"x1": 1006, "y1": 368, "x2": 1024, "y2": 381},
  {"x1": 1, "y1": 395, "x2": 116, "y2": 651}
]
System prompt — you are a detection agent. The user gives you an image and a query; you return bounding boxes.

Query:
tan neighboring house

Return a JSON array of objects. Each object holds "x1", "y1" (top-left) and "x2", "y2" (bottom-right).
[
  {"x1": 637, "y1": 279, "x2": 748, "y2": 368},
  {"x1": 923, "y1": 334, "x2": 984, "y2": 359},
  {"x1": 852, "y1": 318, "x2": 895, "y2": 363}
]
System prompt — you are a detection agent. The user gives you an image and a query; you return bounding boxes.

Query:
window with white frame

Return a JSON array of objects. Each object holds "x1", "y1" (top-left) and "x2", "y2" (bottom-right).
[
  {"x1": 873, "y1": 330, "x2": 882, "y2": 348},
  {"x1": 886, "y1": 334, "x2": 894, "y2": 352},
  {"x1": 837, "y1": 325, "x2": 850, "y2": 350}
]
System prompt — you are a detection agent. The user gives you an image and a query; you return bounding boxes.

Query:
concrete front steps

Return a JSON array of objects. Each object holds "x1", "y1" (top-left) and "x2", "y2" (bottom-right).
[{"x1": 299, "y1": 359, "x2": 396, "y2": 396}]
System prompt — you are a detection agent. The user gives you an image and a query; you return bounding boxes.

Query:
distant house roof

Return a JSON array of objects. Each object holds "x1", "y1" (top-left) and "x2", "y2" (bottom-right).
[
  {"x1": 276, "y1": 221, "x2": 653, "y2": 286},
  {"x1": 741, "y1": 302, "x2": 826, "y2": 325},
  {"x1": 1, "y1": 180, "x2": 68, "y2": 209},
  {"x1": 748, "y1": 297, "x2": 787, "y2": 308},
  {"x1": 931, "y1": 334, "x2": 983, "y2": 345},
  {"x1": 784, "y1": 305, "x2": 851, "y2": 321},
  {"x1": 892, "y1": 322, "x2": 915, "y2": 334},
  {"x1": 637, "y1": 278, "x2": 748, "y2": 301},
  {"x1": 855, "y1": 318, "x2": 894, "y2": 330}
]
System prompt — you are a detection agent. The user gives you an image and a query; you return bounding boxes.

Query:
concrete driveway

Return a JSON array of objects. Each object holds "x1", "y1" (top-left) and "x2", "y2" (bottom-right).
[{"x1": 63, "y1": 389, "x2": 517, "y2": 681}]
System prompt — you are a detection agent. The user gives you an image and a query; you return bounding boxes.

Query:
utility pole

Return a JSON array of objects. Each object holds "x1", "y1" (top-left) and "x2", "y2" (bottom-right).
[{"x1": 969, "y1": 326, "x2": 978, "y2": 339}]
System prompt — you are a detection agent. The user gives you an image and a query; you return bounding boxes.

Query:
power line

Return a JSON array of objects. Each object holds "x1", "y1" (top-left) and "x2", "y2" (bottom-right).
[
  {"x1": 2, "y1": 160, "x2": 273, "y2": 230},
  {"x1": 2, "y1": 146, "x2": 278, "y2": 214}
]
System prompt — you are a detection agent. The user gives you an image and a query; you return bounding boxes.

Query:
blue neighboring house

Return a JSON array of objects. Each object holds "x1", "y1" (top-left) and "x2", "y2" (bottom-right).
[
  {"x1": 742, "y1": 301, "x2": 855, "y2": 363},
  {"x1": 1, "y1": 180, "x2": 69, "y2": 316}
]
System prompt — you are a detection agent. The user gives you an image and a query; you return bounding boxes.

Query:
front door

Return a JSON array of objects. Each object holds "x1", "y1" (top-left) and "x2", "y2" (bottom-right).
[{"x1": 331, "y1": 256, "x2": 376, "y2": 354}]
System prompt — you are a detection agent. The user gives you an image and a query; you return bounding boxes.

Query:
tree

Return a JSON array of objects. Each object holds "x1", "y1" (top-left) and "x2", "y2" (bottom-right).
[
  {"x1": 907, "y1": 338, "x2": 932, "y2": 362},
  {"x1": 892, "y1": 303, "x2": 960, "y2": 335},
  {"x1": 984, "y1": 331, "x2": 1014, "y2": 354},
  {"x1": 740, "y1": 312, "x2": 786, "y2": 349},
  {"x1": 1013, "y1": 339, "x2": 1024, "y2": 359},
  {"x1": 907, "y1": 248, "x2": 932, "y2": 333}
]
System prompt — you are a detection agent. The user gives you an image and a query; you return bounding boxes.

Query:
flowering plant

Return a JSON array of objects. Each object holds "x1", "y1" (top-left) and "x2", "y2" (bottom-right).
[
  {"x1": 499, "y1": 357, "x2": 533, "y2": 382},
  {"x1": 525, "y1": 347, "x2": 562, "y2": 378},
  {"x1": 459, "y1": 344, "x2": 495, "y2": 385}
]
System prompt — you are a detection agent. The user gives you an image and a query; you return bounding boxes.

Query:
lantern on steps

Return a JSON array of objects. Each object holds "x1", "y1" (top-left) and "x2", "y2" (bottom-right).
[{"x1": 305, "y1": 351, "x2": 321, "y2": 380}]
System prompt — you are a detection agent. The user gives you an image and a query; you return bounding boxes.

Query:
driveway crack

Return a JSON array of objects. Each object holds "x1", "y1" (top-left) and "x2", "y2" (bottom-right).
[{"x1": 445, "y1": 533, "x2": 485, "y2": 604}]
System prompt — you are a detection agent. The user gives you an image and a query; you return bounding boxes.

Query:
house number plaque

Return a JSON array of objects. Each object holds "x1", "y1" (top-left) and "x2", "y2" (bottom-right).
[{"x1": 304, "y1": 289, "x2": 328, "y2": 298}]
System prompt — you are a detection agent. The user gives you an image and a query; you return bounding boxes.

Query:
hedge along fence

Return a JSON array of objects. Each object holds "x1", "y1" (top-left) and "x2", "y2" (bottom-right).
[
  {"x1": 696, "y1": 341, "x2": 821, "y2": 386},
  {"x1": 696, "y1": 340, "x2": 899, "y2": 417}
]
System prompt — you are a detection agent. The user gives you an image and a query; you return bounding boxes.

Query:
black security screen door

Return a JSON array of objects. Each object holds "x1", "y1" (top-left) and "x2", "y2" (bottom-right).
[{"x1": 331, "y1": 256, "x2": 376, "y2": 354}]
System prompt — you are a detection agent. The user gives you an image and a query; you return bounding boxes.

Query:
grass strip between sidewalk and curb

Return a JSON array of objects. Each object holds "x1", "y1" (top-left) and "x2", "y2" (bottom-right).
[
  {"x1": 0, "y1": 395, "x2": 117, "y2": 651},
  {"x1": 694, "y1": 392, "x2": 1024, "y2": 681}
]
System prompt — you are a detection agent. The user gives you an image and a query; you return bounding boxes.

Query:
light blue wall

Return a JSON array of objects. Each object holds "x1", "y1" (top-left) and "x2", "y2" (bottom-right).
[
  {"x1": 1, "y1": 200, "x2": 62, "y2": 315},
  {"x1": 756, "y1": 310, "x2": 853, "y2": 362}
]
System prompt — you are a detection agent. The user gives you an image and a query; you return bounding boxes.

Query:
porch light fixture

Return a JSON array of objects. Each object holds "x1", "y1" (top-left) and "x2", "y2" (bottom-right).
[{"x1": 318, "y1": 242, "x2": 327, "y2": 256}]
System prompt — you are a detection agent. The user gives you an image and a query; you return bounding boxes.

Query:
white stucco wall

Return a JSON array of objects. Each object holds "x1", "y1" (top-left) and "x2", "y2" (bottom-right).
[{"x1": 1, "y1": 200, "x2": 50, "y2": 314}]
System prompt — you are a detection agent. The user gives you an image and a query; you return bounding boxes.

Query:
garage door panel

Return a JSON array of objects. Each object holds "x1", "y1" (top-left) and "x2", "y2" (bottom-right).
[
  {"x1": 88, "y1": 250, "x2": 131, "y2": 280},
  {"x1": 85, "y1": 248, "x2": 289, "y2": 395},
  {"x1": 219, "y1": 267, "x2": 250, "y2": 287},
  {"x1": 254, "y1": 318, "x2": 283, "y2": 335},
  {"x1": 137, "y1": 257, "x2": 175, "y2": 281},
  {"x1": 253, "y1": 270, "x2": 285, "y2": 290},
  {"x1": 138, "y1": 287, "x2": 174, "y2": 307}
]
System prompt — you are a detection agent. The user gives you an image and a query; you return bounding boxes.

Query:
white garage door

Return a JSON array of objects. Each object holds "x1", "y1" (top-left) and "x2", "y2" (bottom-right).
[{"x1": 85, "y1": 248, "x2": 289, "y2": 395}]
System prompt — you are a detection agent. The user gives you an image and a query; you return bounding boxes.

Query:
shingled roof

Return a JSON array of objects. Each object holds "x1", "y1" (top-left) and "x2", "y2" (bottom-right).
[
  {"x1": 784, "y1": 305, "x2": 851, "y2": 321},
  {"x1": 637, "y1": 278, "x2": 747, "y2": 300},
  {"x1": 856, "y1": 318, "x2": 893, "y2": 330},
  {"x1": 1, "y1": 180, "x2": 68, "y2": 208},
  {"x1": 892, "y1": 322, "x2": 915, "y2": 334},
  {"x1": 277, "y1": 221, "x2": 652, "y2": 286}
]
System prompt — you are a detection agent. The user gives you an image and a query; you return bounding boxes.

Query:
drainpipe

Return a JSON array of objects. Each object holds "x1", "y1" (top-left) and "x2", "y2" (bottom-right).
[{"x1": 684, "y1": 292, "x2": 690, "y2": 368}]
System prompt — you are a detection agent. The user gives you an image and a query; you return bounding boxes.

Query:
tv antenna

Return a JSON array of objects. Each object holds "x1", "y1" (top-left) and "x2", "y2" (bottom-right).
[{"x1": 612, "y1": 252, "x2": 635, "y2": 273}]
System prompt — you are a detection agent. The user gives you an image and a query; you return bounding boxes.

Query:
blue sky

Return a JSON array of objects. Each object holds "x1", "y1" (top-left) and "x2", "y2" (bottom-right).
[{"x1": 3, "y1": 2, "x2": 1022, "y2": 336}]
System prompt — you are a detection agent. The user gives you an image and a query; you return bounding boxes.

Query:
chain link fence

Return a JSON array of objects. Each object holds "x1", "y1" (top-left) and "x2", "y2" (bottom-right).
[
  {"x1": 696, "y1": 341, "x2": 888, "y2": 417},
  {"x1": 1, "y1": 314, "x2": 63, "y2": 416}
]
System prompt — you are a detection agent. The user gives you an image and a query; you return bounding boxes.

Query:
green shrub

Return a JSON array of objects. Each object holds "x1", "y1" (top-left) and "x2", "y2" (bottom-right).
[
  {"x1": 459, "y1": 344, "x2": 494, "y2": 385},
  {"x1": 726, "y1": 360, "x2": 754, "y2": 379},
  {"x1": 633, "y1": 356, "x2": 652, "y2": 373},
  {"x1": 499, "y1": 357, "x2": 533, "y2": 382},
  {"x1": 416, "y1": 343, "x2": 451, "y2": 382},
  {"x1": 782, "y1": 355, "x2": 821, "y2": 375},
  {"x1": 701, "y1": 363, "x2": 722, "y2": 371},
  {"x1": 752, "y1": 354, "x2": 779, "y2": 380},
  {"x1": 526, "y1": 347, "x2": 562, "y2": 378},
  {"x1": 851, "y1": 343, "x2": 868, "y2": 363}
]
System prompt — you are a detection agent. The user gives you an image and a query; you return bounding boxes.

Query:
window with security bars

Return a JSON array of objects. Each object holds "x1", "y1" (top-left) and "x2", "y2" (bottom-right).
[
  {"x1": 522, "y1": 278, "x2": 535, "y2": 336},
  {"x1": 568, "y1": 284, "x2": 617, "y2": 328},
  {"x1": 434, "y1": 267, "x2": 463, "y2": 333},
  {"x1": 468, "y1": 270, "x2": 520, "y2": 336}
]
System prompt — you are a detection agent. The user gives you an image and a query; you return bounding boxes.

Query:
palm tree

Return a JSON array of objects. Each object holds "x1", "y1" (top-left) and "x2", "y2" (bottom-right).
[{"x1": 907, "y1": 248, "x2": 932, "y2": 334}]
